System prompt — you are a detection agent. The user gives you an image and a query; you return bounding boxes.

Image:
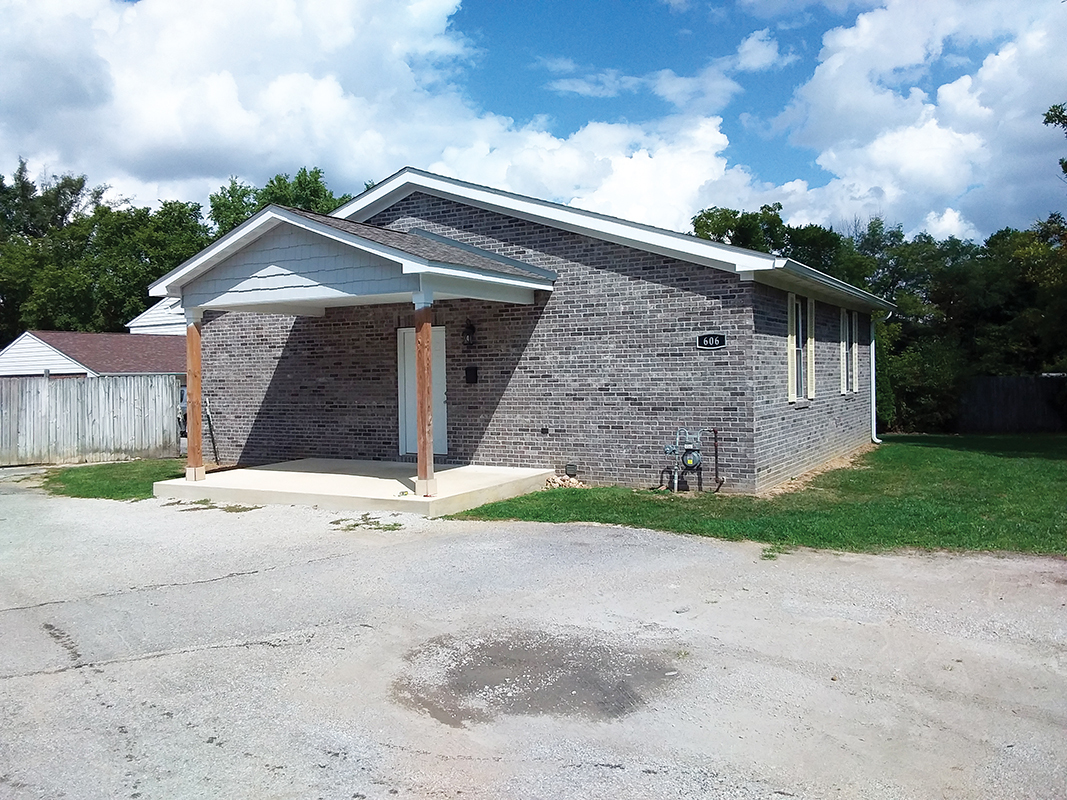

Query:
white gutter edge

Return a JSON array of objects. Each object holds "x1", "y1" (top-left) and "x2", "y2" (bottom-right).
[
  {"x1": 870, "y1": 317, "x2": 882, "y2": 444},
  {"x1": 777, "y1": 258, "x2": 896, "y2": 312}
]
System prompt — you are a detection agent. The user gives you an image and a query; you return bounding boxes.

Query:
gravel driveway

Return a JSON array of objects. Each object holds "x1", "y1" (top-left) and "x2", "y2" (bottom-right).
[{"x1": 1, "y1": 476, "x2": 1065, "y2": 799}]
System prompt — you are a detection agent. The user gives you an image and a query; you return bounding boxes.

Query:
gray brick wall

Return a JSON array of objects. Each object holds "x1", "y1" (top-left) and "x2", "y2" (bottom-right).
[
  {"x1": 750, "y1": 283, "x2": 872, "y2": 491},
  {"x1": 198, "y1": 191, "x2": 875, "y2": 492},
  {"x1": 367, "y1": 193, "x2": 758, "y2": 490}
]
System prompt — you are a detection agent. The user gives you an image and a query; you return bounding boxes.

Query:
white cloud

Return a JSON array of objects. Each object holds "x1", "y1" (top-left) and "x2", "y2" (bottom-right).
[
  {"x1": 0, "y1": 0, "x2": 1064, "y2": 246},
  {"x1": 542, "y1": 30, "x2": 788, "y2": 112},
  {"x1": 739, "y1": 0, "x2": 881, "y2": 17},
  {"x1": 0, "y1": 0, "x2": 480, "y2": 195},
  {"x1": 547, "y1": 70, "x2": 645, "y2": 99},
  {"x1": 920, "y1": 208, "x2": 980, "y2": 240},
  {"x1": 770, "y1": 0, "x2": 1067, "y2": 236},
  {"x1": 735, "y1": 29, "x2": 797, "y2": 71},
  {"x1": 535, "y1": 56, "x2": 579, "y2": 75}
]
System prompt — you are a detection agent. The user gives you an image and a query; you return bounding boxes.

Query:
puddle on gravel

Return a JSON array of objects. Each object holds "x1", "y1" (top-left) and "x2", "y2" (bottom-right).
[{"x1": 392, "y1": 629, "x2": 678, "y2": 728}]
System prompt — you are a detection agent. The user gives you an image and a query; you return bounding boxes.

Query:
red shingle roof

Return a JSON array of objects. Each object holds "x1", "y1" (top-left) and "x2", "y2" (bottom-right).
[{"x1": 30, "y1": 331, "x2": 186, "y2": 375}]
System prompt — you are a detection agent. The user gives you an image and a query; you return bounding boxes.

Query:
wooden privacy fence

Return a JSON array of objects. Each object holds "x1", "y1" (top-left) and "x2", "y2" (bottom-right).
[
  {"x1": 957, "y1": 376, "x2": 1067, "y2": 434},
  {"x1": 0, "y1": 375, "x2": 181, "y2": 466}
]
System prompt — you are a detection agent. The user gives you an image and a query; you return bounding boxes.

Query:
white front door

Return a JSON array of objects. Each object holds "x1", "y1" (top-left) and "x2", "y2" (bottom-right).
[{"x1": 397, "y1": 327, "x2": 447, "y2": 455}]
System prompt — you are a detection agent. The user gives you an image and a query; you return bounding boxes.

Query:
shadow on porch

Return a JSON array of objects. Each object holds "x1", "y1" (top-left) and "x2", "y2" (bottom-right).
[{"x1": 153, "y1": 458, "x2": 553, "y2": 517}]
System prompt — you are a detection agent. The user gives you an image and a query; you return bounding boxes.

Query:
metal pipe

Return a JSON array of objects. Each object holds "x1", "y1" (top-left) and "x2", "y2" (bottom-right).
[
  {"x1": 870, "y1": 317, "x2": 882, "y2": 444},
  {"x1": 673, "y1": 427, "x2": 684, "y2": 493},
  {"x1": 712, "y1": 427, "x2": 724, "y2": 492}
]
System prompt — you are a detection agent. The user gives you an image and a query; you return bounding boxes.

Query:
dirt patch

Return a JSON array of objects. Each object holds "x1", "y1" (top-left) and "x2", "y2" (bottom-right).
[
  {"x1": 756, "y1": 443, "x2": 876, "y2": 497},
  {"x1": 392, "y1": 629, "x2": 679, "y2": 728}
]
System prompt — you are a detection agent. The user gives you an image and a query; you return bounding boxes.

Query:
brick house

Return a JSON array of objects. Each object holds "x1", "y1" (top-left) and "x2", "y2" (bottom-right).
[{"x1": 150, "y1": 168, "x2": 892, "y2": 493}]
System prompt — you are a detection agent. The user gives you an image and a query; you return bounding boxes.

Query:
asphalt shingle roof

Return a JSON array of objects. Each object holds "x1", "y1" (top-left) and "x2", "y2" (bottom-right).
[
  {"x1": 31, "y1": 331, "x2": 186, "y2": 375},
  {"x1": 285, "y1": 207, "x2": 556, "y2": 282}
]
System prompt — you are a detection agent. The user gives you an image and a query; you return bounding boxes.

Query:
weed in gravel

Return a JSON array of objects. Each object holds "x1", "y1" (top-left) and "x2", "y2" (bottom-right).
[
  {"x1": 173, "y1": 499, "x2": 260, "y2": 513},
  {"x1": 331, "y1": 514, "x2": 403, "y2": 532}
]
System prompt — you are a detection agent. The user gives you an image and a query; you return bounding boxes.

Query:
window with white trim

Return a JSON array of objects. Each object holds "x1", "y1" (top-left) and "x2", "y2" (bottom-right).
[
  {"x1": 787, "y1": 293, "x2": 816, "y2": 402},
  {"x1": 840, "y1": 309, "x2": 858, "y2": 393}
]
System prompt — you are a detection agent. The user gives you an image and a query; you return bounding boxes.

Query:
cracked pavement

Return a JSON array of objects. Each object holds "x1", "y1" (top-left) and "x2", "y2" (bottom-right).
[{"x1": 0, "y1": 477, "x2": 1065, "y2": 799}]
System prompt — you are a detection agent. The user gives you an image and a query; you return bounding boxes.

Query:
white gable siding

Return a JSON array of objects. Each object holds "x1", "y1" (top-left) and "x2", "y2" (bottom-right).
[
  {"x1": 127, "y1": 297, "x2": 186, "y2": 336},
  {"x1": 0, "y1": 333, "x2": 96, "y2": 377},
  {"x1": 182, "y1": 224, "x2": 418, "y2": 309}
]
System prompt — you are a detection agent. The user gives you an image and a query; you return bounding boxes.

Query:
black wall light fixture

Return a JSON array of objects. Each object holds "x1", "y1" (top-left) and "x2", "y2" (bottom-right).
[{"x1": 462, "y1": 319, "x2": 477, "y2": 347}]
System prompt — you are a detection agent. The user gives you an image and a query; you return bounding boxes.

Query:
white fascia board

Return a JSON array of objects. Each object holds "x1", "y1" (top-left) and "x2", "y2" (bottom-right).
[
  {"x1": 334, "y1": 167, "x2": 778, "y2": 274},
  {"x1": 150, "y1": 211, "x2": 285, "y2": 297},
  {"x1": 419, "y1": 274, "x2": 536, "y2": 306},
  {"x1": 274, "y1": 206, "x2": 553, "y2": 291},
  {"x1": 777, "y1": 259, "x2": 895, "y2": 312},
  {"x1": 154, "y1": 203, "x2": 550, "y2": 305},
  {"x1": 269, "y1": 208, "x2": 553, "y2": 292},
  {"x1": 407, "y1": 261, "x2": 553, "y2": 292},
  {"x1": 741, "y1": 259, "x2": 895, "y2": 312}
]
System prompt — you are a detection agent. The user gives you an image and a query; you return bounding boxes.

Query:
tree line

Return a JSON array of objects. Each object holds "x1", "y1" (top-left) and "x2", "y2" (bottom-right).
[
  {"x1": 0, "y1": 106, "x2": 1063, "y2": 431},
  {"x1": 0, "y1": 165, "x2": 352, "y2": 346},
  {"x1": 693, "y1": 106, "x2": 1067, "y2": 432}
]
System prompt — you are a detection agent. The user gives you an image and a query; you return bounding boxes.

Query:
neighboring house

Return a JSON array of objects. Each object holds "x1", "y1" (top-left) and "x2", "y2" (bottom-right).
[
  {"x1": 0, "y1": 330, "x2": 186, "y2": 379},
  {"x1": 126, "y1": 297, "x2": 187, "y2": 336},
  {"x1": 150, "y1": 167, "x2": 893, "y2": 493}
]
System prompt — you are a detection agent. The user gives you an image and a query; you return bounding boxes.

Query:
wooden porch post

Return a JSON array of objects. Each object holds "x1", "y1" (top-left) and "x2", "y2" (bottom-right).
[
  {"x1": 414, "y1": 302, "x2": 437, "y2": 496},
  {"x1": 185, "y1": 311, "x2": 205, "y2": 481}
]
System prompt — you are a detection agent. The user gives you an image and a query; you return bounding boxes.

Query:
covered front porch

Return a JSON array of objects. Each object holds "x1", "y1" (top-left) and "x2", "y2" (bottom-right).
[
  {"x1": 153, "y1": 458, "x2": 554, "y2": 516},
  {"x1": 148, "y1": 203, "x2": 557, "y2": 512}
]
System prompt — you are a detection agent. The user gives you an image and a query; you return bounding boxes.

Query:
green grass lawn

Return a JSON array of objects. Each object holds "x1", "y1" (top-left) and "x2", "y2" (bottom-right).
[
  {"x1": 455, "y1": 435, "x2": 1067, "y2": 555},
  {"x1": 43, "y1": 459, "x2": 185, "y2": 501}
]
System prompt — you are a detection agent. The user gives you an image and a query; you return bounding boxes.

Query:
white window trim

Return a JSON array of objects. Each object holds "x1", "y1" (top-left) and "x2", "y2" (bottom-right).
[
  {"x1": 787, "y1": 293, "x2": 797, "y2": 402},
  {"x1": 840, "y1": 308, "x2": 849, "y2": 394},
  {"x1": 806, "y1": 297, "x2": 816, "y2": 400},
  {"x1": 840, "y1": 309, "x2": 861, "y2": 394},
  {"x1": 851, "y1": 311, "x2": 860, "y2": 394}
]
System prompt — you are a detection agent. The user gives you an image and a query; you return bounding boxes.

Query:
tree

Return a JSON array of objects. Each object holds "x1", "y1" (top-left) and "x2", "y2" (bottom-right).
[
  {"x1": 1044, "y1": 102, "x2": 1067, "y2": 178},
  {"x1": 692, "y1": 202, "x2": 787, "y2": 253},
  {"x1": 209, "y1": 166, "x2": 354, "y2": 235},
  {"x1": 0, "y1": 158, "x2": 104, "y2": 240},
  {"x1": 0, "y1": 157, "x2": 213, "y2": 345},
  {"x1": 782, "y1": 223, "x2": 843, "y2": 274},
  {"x1": 16, "y1": 202, "x2": 211, "y2": 335},
  {"x1": 208, "y1": 177, "x2": 258, "y2": 236}
]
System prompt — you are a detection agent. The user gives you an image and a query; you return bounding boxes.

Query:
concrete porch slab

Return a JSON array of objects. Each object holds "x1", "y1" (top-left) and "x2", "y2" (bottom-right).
[{"x1": 153, "y1": 459, "x2": 555, "y2": 516}]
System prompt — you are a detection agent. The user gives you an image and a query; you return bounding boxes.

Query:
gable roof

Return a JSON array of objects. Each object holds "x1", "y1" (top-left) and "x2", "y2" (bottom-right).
[
  {"x1": 285, "y1": 208, "x2": 555, "y2": 281},
  {"x1": 27, "y1": 331, "x2": 186, "y2": 375},
  {"x1": 334, "y1": 167, "x2": 894, "y2": 312},
  {"x1": 150, "y1": 204, "x2": 556, "y2": 302}
]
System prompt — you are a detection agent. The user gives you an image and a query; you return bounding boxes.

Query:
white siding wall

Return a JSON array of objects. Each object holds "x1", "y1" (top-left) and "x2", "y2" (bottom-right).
[
  {"x1": 127, "y1": 297, "x2": 187, "y2": 336},
  {"x1": 0, "y1": 333, "x2": 95, "y2": 377},
  {"x1": 182, "y1": 225, "x2": 419, "y2": 309}
]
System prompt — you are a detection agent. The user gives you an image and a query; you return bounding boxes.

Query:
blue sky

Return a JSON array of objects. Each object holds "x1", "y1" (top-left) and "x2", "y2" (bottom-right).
[
  {"x1": 1, "y1": 0, "x2": 1065, "y2": 241},
  {"x1": 453, "y1": 0, "x2": 835, "y2": 185}
]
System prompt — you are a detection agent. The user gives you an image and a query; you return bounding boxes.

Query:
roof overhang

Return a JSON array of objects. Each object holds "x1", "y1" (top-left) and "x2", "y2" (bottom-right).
[
  {"x1": 335, "y1": 168, "x2": 895, "y2": 312},
  {"x1": 150, "y1": 205, "x2": 555, "y2": 317},
  {"x1": 334, "y1": 167, "x2": 779, "y2": 275},
  {"x1": 741, "y1": 259, "x2": 896, "y2": 313}
]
